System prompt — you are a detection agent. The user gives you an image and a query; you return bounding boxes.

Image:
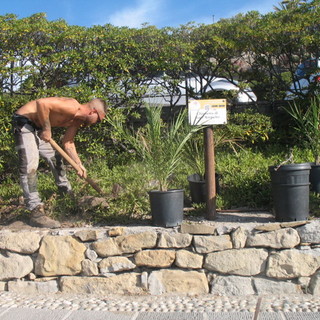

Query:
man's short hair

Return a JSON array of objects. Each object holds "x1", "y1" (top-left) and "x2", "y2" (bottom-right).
[
  {"x1": 90, "y1": 98, "x2": 108, "y2": 121},
  {"x1": 92, "y1": 98, "x2": 108, "y2": 114}
]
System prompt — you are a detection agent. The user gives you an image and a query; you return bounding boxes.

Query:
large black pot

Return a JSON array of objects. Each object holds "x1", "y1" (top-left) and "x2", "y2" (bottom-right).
[
  {"x1": 310, "y1": 163, "x2": 320, "y2": 194},
  {"x1": 269, "y1": 163, "x2": 311, "y2": 222},
  {"x1": 149, "y1": 189, "x2": 184, "y2": 227}
]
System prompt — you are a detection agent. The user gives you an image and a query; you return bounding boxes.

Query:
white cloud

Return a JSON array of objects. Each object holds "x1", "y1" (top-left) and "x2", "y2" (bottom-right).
[{"x1": 108, "y1": 0, "x2": 164, "y2": 28}]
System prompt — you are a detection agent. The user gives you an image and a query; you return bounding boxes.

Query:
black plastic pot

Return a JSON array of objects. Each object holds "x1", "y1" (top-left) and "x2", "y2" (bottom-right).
[
  {"x1": 187, "y1": 173, "x2": 220, "y2": 204},
  {"x1": 310, "y1": 163, "x2": 320, "y2": 194},
  {"x1": 149, "y1": 189, "x2": 184, "y2": 227},
  {"x1": 187, "y1": 174, "x2": 206, "y2": 204},
  {"x1": 269, "y1": 163, "x2": 311, "y2": 222}
]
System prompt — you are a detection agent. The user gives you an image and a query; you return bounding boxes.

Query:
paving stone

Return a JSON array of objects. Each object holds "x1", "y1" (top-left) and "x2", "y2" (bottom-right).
[
  {"x1": 257, "y1": 313, "x2": 284, "y2": 319},
  {"x1": 206, "y1": 312, "x2": 253, "y2": 319},
  {"x1": 136, "y1": 312, "x2": 204, "y2": 320},
  {"x1": 0, "y1": 307, "x2": 71, "y2": 320},
  {"x1": 0, "y1": 308, "x2": 9, "y2": 317},
  {"x1": 67, "y1": 310, "x2": 136, "y2": 320},
  {"x1": 283, "y1": 313, "x2": 320, "y2": 319}
]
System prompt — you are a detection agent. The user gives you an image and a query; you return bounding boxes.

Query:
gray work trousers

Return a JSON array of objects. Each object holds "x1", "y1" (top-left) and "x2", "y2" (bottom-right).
[{"x1": 13, "y1": 117, "x2": 71, "y2": 211}]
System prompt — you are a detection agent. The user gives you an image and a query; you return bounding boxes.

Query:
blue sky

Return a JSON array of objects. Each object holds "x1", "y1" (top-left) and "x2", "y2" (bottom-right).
[{"x1": 1, "y1": 0, "x2": 281, "y2": 28}]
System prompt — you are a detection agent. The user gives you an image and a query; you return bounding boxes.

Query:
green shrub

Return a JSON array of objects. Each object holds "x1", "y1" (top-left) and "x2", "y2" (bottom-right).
[
  {"x1": 0, "y1": 94, "x2": 30, "y2": 178},
  {"x1": 227, "y1": 109, "x2": 274, "y2": 147},
  {"x1": 216, "y1": 149, "x2": 272, "y2": 209}
]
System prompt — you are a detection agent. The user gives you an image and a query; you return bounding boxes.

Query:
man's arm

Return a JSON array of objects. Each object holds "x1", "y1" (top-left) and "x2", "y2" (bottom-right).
[{"x1": 62, "y1": 125, "x2": 87, "y2": 178}]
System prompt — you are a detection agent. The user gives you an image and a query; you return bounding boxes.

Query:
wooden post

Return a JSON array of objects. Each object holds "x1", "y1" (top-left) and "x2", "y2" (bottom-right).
[{"x1": 204, "y1": 126, "x2": 216, "y2": 220}]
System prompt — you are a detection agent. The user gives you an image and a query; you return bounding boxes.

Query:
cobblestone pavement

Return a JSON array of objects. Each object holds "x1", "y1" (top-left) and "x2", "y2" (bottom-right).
[{"x1": 0, "y1": 292, "x2": 319, "y2": 319}]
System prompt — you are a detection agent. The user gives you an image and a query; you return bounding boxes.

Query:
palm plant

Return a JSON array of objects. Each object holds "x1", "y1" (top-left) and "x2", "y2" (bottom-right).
[
  {"x1": 285, "y1": 96, "x2": 320, "y2": 164},
  {"x1": 182, "y1": 125, "x2": 244, "y2": 179},
  {"x1": 109, "y1": 105, "x2": 197, "y2": 191},
  {"x1": 183, "y1": 132, "x2": 205, "y2": 179}
]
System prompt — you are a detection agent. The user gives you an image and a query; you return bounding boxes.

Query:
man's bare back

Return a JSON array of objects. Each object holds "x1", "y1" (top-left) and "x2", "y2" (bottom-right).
[{"x1": 16, "y1": 97, "x2": 83, "y2": 128}]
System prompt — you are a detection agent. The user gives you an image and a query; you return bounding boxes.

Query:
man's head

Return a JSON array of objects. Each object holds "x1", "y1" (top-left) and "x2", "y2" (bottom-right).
[{"x1": 89, "y1": 98, "x2": 108, "y2": 123}]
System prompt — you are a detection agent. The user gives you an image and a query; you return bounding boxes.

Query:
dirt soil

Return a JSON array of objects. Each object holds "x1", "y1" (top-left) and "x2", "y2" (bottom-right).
[
  {"x1": 0, "y1": 194, "x2": 279, "y2": 232},
  {"x1": 0, "y1": 196, "x2": 95, "y2": 230}
]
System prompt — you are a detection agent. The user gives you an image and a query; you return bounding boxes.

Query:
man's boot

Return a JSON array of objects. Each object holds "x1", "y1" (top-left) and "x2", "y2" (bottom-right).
[{"x1": 29, "y1": 205, "x2": 61, "y2": 228}]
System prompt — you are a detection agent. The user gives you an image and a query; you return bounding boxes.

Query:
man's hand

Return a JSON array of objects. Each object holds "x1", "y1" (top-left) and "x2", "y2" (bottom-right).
[
  {"x1": 39, "y1": 129, "x2": 52, "y2": 142},
  {"x1": 77, "y1": 163, "x2": 87, "y2": 179}
]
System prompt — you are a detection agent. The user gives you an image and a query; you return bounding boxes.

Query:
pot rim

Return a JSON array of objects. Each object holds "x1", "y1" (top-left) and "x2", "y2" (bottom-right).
[
  {"x1": 269, "y1": 162, "x2": 311, "y2": 172},
  {"x1": 148, "y1": 189, "x2": 184, "y2": 195}
]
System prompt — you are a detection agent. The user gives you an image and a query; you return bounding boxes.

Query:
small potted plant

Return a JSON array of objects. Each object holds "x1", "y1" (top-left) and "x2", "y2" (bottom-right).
[
  {"x1": 285, "y1": 96, "x2": 320, "y2": 193},
  {"x1": 267, "y1": 97, "x2": 320, "y2": 222},
  {"x1": 268, "y1": 152, "x2": 311, "y2": 222},
  {"x1": 183, "y1": 125, "x2": 242, "y2": 204},
  {"x1": 184, "y1": 131, "x2": 207, "y2": 204},
  {"x1": 109, "y1": 105, "x2": 197, "y2": 227}
]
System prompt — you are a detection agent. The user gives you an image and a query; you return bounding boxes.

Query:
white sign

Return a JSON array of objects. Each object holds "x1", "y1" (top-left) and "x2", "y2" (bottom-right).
[{"x1": 188, "y1": 99, "x2": 227, "y2": 125}]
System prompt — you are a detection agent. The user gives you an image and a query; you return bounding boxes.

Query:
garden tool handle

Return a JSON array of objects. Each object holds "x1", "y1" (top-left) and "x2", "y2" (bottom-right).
[{"x1": 49, "y1": 138, "x2": 104, "y2": 195}]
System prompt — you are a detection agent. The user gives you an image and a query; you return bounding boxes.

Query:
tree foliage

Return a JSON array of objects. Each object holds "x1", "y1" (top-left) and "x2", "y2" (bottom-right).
[{"x1": 0, "y1": 2, "x2": 318, "y2": 102}]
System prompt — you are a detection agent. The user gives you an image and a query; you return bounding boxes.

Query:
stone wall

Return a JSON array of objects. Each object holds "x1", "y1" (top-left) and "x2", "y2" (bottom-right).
[{"x1": 1, "y1": 219, "x2": 320, "y2": 296}]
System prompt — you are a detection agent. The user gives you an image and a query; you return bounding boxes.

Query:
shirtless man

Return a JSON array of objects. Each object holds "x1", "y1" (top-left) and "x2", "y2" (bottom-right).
[{"x1": 12, "y1": 97, "x2": 107, "y2": 228}]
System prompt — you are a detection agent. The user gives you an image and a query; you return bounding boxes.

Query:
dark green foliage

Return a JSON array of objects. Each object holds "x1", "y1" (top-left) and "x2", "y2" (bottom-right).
[
  {"x1": 226, "y1": 110, "x2": 274, "y2": 147},
  {"x1": 0, "y1": 95, "x2": 30, "y2": 177}
]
